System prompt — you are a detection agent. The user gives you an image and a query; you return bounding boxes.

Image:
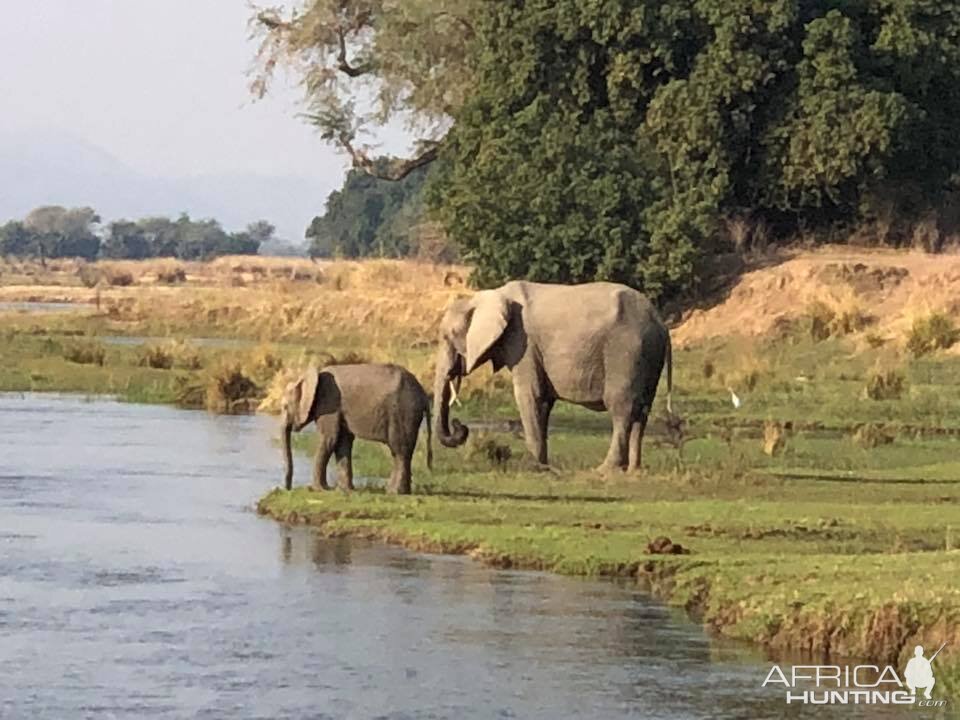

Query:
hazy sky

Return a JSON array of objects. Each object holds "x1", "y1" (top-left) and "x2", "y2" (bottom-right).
[{"x1": 0, "y1": 0, "x2": 411, "y2": 237}]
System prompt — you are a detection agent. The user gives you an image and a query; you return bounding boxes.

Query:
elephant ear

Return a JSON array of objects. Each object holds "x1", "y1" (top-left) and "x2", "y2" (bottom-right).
[
  {"x1": 465, "y1": 291, "x2": 510, "y2": 374},
  {"x1": 296, "y1": 367, "x2": 320, "y2": 428}
]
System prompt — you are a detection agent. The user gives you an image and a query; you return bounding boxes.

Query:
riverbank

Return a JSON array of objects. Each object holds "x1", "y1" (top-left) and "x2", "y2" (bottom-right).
[{"x1": 257, "y1": 460, "x2": 960, "y2": 697}]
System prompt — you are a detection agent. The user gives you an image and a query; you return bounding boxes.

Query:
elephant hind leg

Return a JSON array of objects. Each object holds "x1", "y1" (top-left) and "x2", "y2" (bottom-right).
[
  {"x1": 334, "y1": 432, "x2": 355, "y2": 491},
  {"x1": 313, "y1": 432, "x2": 337, "y2": 490},
  {"x1": 387, "y1": 447, "x2": 414, "y2": 495},
  {"x1": 627, "y1": 408, "x2": 650, "y2": 473},
  {"x1": 599, "y1": 410, "x2": 631, "y2": 473}
]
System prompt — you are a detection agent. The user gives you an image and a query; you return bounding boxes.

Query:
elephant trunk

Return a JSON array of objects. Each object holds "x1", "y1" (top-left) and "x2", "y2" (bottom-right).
[
  {"x1": 433, "y1": 345, "x2": 469, "y2": 448},
  {"x1": 281, "y1": 420, "x2": 294, "y2": 490}
]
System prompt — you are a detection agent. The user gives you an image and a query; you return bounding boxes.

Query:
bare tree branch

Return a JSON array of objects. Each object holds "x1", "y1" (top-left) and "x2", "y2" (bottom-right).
[
  {"x1": 343, "y1": 138, "x2": 441, "y2": 181},
  {"x1": 336, "y1": 27, "x2": 372, "y2": 77}
]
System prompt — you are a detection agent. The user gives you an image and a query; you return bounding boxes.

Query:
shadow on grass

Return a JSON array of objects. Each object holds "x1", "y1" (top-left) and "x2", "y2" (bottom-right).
[
  {"x1": 418, "y1": 488, "x2": 628, "y2": 504},
  {"x1": 770, "y1": 470, "x2": 960, "y2": 485}
]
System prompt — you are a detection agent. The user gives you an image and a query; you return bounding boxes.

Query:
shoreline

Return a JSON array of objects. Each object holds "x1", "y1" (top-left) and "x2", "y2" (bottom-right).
[{"x1": 256, "y1": 486, "x2": 960, "y2": 698}]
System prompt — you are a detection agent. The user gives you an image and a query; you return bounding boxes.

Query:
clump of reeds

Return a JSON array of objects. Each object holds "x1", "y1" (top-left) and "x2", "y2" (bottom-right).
[
  {"x1": 850, "y1": 423, "x2": 895, "y2": 448},
  {"x1": 466, "y1": 432, "x2": 512, "y2": 470},
  {"x1": 204, "y1": 363, "x2": 261, "y2": 414},
  {"x1": 863, "y1": 366, "x2": 906, "y2": 401},
  {"x1": 906, "y1": 312, "x2": 959, "y2": 357},
  {"x1": 63, "y1": 340, "x2": 106, "y2": 366},
  {"x1": 762, "y1": 419, "x2": 789, "y2": 456},
  {"x1": 806, "y1": 292, "x2": 873, "y2": 342}
]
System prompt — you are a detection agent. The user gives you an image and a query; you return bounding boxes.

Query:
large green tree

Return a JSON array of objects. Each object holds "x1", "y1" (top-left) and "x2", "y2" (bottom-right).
[
  {"x1": 429, "y1": 0, "x2": 960, "y2": 295},
  {"x1": 22, "y1": 206, "x2": 101, "y2": 261},
  {"x1": 306, "y1": 160, "x2": 428, "y2": 257}
]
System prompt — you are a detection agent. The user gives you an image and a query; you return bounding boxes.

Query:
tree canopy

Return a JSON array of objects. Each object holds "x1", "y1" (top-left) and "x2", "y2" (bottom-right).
[
  {"x1": 251, "y1": 0, "x2": 475, "y2": 179},
  {"x1": 257, "y1": 0, "x2": 960, "y2": 297},
  {"x1": 305, "y1": 160, "x2": 428, "y2": 258},
  {"x1": 1, "y1": 210, "x2": 274, "y2": 261}
]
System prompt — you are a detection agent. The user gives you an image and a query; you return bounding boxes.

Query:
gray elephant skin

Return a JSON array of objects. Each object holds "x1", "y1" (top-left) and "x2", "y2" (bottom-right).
[
  {"x1": 281, "y1": 364, "x2": 432, "y2": 495},
  {"x1": 433, "y1": 281, "x2": 672, "y2": 472}
]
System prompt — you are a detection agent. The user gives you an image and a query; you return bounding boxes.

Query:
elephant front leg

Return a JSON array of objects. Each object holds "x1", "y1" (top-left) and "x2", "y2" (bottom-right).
[
  {"x1": 312, "y1": 435, "x2": 335, "y2": 490},
  {"x1": 334, "y1": 432, "x2": 355, "y2": 491},
  {"x1": 312, "y1": 450, "x2": 332, "y2": 490},
  {"x1": 513, "y1": 378, "x2": 553, "y2": 466}
]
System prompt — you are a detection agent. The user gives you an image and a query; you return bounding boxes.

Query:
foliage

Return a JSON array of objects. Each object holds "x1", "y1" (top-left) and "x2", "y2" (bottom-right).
[
  {"x1": 102, "y1": 221, "x2": 151, "y2": 260},
  {"x1": 62, "y1": 341, "x2": 106, "y2": 367},
  {"x1": 204, "y1": 363, "x2": 261, "y2": 414},
  {"x1": 257, "y1": 1, "x2": 960, "y2": 296},
  {"x1": 251, "y1": 0, "x2": 475, "y2": 178},
  {"x1": 15, "y1": 206, "x2": 102, "y2": 261},
  {"x1": 306, "y1": 160, "x2": 429, "y2": 257},
  {"x1": 0, "y1": 209, "x2": 270, "y2": 261},
  {"x1": 850, "y1": 423, "x2": 895, "y2": 449},
  {"x1": 864, "y1": 367, "x2": 906, "y2": 400},
  {"x1": 906, "y1": 312, "x2": 959, "y2": 357},
  {"x1": 427, "y1": 0, "x2": 960, "y2": 295}
]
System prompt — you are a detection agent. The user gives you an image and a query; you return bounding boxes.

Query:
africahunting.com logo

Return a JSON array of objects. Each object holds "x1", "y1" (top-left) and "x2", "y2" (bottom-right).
[{"x1": 762, "y1": 643, "x2": 947, "y2": 707}]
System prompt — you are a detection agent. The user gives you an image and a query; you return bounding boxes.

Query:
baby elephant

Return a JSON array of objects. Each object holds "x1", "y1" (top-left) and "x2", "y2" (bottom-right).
[{"x1": 280, "y1": 364, "x2": 432, "y2": 495}]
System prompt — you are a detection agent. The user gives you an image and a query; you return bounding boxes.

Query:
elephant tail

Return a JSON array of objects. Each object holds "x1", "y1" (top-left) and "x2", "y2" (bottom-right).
[
  {"x1": 665, "y1": 335, "x2": 674, "y2": 415},
  {"x1": 424, "y1": 401, "x2": 434, "y2": 471}
]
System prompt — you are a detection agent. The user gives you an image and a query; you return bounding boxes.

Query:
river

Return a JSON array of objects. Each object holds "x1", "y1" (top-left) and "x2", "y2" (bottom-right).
[{"x1": 0, "y1": 394, "x2": 923, "y2": 718}]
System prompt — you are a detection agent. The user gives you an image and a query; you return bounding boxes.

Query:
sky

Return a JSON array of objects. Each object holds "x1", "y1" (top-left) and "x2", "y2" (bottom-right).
[{"x1": 0, "y1": 0, "x2": 411, "y2": 242}]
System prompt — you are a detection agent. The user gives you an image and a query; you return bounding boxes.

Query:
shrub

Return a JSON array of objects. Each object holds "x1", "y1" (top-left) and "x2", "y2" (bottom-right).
[
  {"x1": 702, "y1": 360, "x2": 715, "y2": 380},
  {"x1": 77, "y1": 264, "x2": 101, "y2": 288},
  {"x1": 465, "y1": 432, "x2": 512, "y2": 470},
  {"x1": 806, "y1": 298, "x2": 872, "y2": 342},
  {"x1": 106, "y1": 270, "x2": 134, "y2": 287},
  {"x1": 138, "y1": 344, "x2": 174, "y2": 370},
  {"x1": 906, "y1": 313, "x2": 959, "y2": 357},
  {"x1": 205, "y1": 364, "x2": 261, "y2": 414},
  {"x1": 169, "y1": 340, "x2": 203, "y2": 370},
  {"x1": 63, "y1": 341, "x2": 106, "y2": 366},
  {"x1": 864, "y1": 368, "x2": 906, "y2": 401},
  {"x1": 762, "y1": 420, "x2": 789, "y2": 457},
  {"x1": 157, "y1": 267, "x2": 187, "y2": 284},
  {"x1": 245, "y1": 345, "x2": 284, "y2": 385},
  {"x1": 850, "y1": 423, "x2": 895, "y2": 448}
]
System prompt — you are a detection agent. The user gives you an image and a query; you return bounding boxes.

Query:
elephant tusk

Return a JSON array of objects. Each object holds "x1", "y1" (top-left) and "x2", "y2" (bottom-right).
[{"x1": 448, "y1": 380, "x2": 462, "y2": 407}]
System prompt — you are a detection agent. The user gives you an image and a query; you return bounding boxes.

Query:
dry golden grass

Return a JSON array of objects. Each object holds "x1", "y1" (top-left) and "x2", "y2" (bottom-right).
[
  {"x1": 674, "y1": 246, "x2": 960, "y2": 347},
  {"x1": 0, "y1": 257, "x2": 470, "y2": 353}
]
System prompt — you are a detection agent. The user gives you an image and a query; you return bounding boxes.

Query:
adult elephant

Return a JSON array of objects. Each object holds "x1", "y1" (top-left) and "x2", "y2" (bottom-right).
[{"x1": 433, "y1": 281, "x2": 672, "y2": 472}]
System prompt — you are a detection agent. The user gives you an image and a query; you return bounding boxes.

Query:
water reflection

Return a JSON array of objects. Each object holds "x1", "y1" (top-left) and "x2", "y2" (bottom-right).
[{"x1": 0, "y1": 301, "x2": 84, "y2": 313}]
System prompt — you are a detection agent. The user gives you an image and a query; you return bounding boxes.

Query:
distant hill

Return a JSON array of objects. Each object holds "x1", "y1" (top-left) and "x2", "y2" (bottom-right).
[{"x1": 0, "y1": 128, "x2": 332, "y2": 245}]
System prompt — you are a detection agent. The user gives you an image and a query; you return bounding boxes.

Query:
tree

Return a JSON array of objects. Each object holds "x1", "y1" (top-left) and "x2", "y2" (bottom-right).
[
  {"x1": 23, "y1": 206, "x2": 100, "y2": 261},
  {"x1": 102, "y1": 221, "x2": 151, "y2": 259},
  {"x1": 251, "y1": 0, "x2": 477, "y2": 179},
  {"x1": 174, "y1": 216, "x2": 229, "y2": 260},
  {"x1": 428, "y1": 0, "x2": 960, "y2": 296},
  {"x1": 0, "y1": 222, "x2": 35, "y2": 257},
  {"x1": 246, "y1": 220, "x2": 276, "y2": 247},
  {"x1": 306, "y1": 159, "x2": 428, "y2": 257},
  {"x1": 138, "y1": 217, "x2": 180, "y2": 257}
]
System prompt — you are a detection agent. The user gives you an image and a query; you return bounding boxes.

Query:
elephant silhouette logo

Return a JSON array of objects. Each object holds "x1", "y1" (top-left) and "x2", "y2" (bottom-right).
[{"x1": 904, "y1": 643, "x2": 945, "y2": 700}]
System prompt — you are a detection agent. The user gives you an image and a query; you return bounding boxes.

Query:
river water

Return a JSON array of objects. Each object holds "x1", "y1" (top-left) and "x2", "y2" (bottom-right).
[{"x1": 0, "y1": 394, "x2": 927, "y2": 719}]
